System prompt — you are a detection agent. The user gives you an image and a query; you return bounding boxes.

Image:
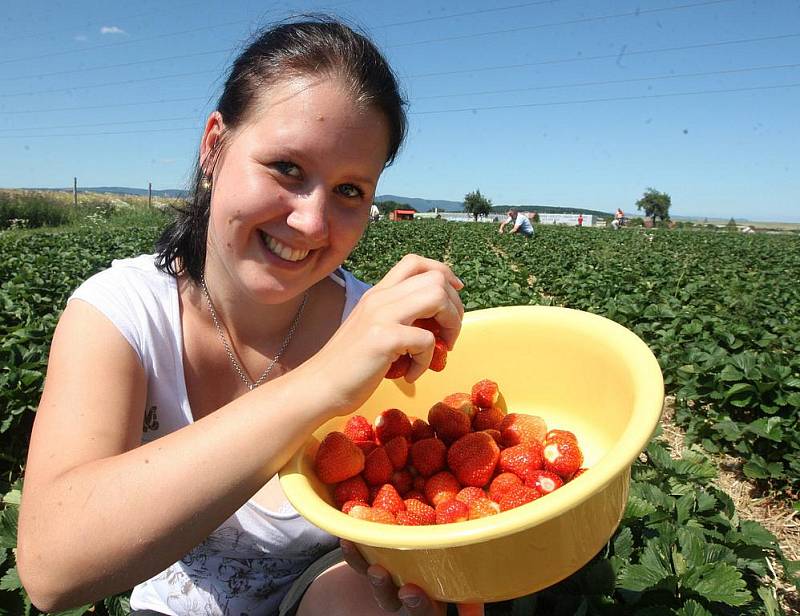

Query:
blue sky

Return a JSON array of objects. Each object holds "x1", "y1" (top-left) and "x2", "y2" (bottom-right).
[{"x1": 1, "y1": 0, "x2": 798, "y2": 221}]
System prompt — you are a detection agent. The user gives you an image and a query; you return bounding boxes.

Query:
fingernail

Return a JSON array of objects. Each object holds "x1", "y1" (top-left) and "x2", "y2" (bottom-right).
[
  {"x1": 399, "y1": 593, "x2": 421, "y2": 608},
  {"x1": 368, "y1": 572, "x2": 384, "y2": 587}
]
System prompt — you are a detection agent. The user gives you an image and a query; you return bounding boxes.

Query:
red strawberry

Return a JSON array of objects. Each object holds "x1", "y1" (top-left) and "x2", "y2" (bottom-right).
[
  {"x1": 429, "y1": 338, "x2": 448, "y2": 372},
  {"x1": 498, "y1": 484, "x2": 542, "y2": 512},
  {"x1": 455, "y1": 486, "x2": 487, "y2": 506},
  {"x1": 396, "y1": 510, "x2": 427, "y2": 525},
  {"x1": 343, "y1": 415, "x2": 374, "y2": 443},
  {"x1": 341, "y1": 499, "x2": 370, "y2": 514},
  {"x1": 333, "y1": 475, "x2": 370, "y2": 508},
  {"x1": 447, "y1": 431, "x2": 500, "y2": 487},
  {"x1": 482, "y1": 429, "x2": 502, "y2": 445},
  {"x1": 435, "y1": 498, "x2": 469, "y2": 524},
  {"x1": 543, "y1": 436, "x2": 584, "y2": 479},
  {"x1": 468, "y1": 497, "x2": 501, "y2": 520},
  {"x1": 471, "y1": 379, "x2": 499, "y2": 408},
  {"x1": 545, "y1": 429, "x2": 578, "y2": 443},
  {"x1": 354, "y1": 440, "x2": 377, "y2": 456},
  {"x1": 404, "y1": 498, "x2": 437, "y2": 525},
  {"x1": 424, "y1": 471, "x2": 461, "y2": 507},
  {"x1": 410, "y1": 437, "x2": 447, "y2": 477},
  {"x1": 363, "y1": 446, "x2": 394, "y2": 486},
  {"x1": 403, "y1": 490, "x2": 426, "y2": 503},
  {"x1": 441, "y1": 393, "x2": 477, "y2": 421},
  {"x1": 374, "y1": 409, "x2": 412, "y2": 444},
  {"x1": 348, "y1": 505, "x2": 396, "y2": 524},
  {"x1": 412, "y1": 476, "x2": 427, "y2": 494},
  {"x1": 411, "y1": 417, "x2": 436, "y2": 442},
  {"x1": 384, "y1": 435, "x2": 409, "y2": 470},
  {"x1": 498, "y1": 413, "x2": 548, "y2": 448},
  {"x1": 314, "y1": 431, "x2": 365, "y2": 484},
  {"x1": 385, "y1": 354, "x2": 412, "y2": 379},
  {"x1": 428, "y1": 401, "x2": 472, "y2": 444},
  {"x1": 372, "y1": 484, "x2": 406, "y2": 515},
  {"x1": 413, "y1": 317, "x2": 442, "y2": 337},
  {"x1": 473, "y1": 406, "x2": 505, "y2": 431},
  {"x1": 390, "y1": 469, "x2": 414, "y2": 495},
  {"x1": 497, "y1": 442, "x2": 544, "y2": 481},
  {"x1": 525, "y1": 469, "x2": 564, "y2": 495},
  {"x1": 488, "y1": 472, "x2": 523, "y2": 502}
]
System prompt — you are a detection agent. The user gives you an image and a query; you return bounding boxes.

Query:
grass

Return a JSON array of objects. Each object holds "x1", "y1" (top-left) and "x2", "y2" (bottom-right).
[{"x1": 0, "y1": 188, "x2": 177, "y2": 231}]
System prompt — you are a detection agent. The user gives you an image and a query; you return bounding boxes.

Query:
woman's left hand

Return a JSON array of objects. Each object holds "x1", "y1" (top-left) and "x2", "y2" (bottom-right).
[{"x1": 340, "y1": 540, "x2": 484, "y2": 616}]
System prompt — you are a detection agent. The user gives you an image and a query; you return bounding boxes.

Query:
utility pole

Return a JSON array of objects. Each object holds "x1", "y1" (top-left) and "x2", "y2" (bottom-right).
[
  {"x1": 73, "y1": 177, "x2": 78, "y2": 207},
  {"x1": 148, "y1": 182, "x2": 152, "y2": 208}
]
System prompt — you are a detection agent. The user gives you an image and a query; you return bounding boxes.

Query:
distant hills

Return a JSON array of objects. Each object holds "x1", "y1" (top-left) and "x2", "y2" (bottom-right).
[{"x1": 31, "y1": 186, "x2": 189, "y2": 198}]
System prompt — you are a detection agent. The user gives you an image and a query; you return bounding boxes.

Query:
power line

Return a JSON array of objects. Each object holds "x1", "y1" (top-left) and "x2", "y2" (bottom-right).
[
  {"x1": 409, "y1": 82, "x2": 800, "y2": 115},
  {"x1": 4, "y1": 48, "x2": 234, "y2": 82},
  {"x1": 0, "y1": 127, "x2": 199, "y2": 139},
  {"x1": 1, "y1": 96, "x2": 206, "y2": 115},
  {"x1": 2, "y1": 81, "x2": 797, "y2": 138},
  {"x1": 0, "y1": 0, "x2": 733, "y2": 68},
  {"x1": 414, "y1": 63, "x2": 800, "y2": 100},
  {"x1": 6, "y1": 0, "x2": 563, "y2": 82},
  {"x1": 5, "y1": 30, "x2": 796, "y2": 102},
  {"x1": 388, "y1": 0, "x2": 736, "y2": 49},
  {"x1": 5, "y1": 61, "x2": 797, "y2": 127},
  {"x1": 406, "y1": 33, "x2": 800, "y2": 78},
  {"x1": 0, "y1": 116, "x2": 199, "y2": 133},
  {"x1": 0, "y1": 70, "x2": 213, "y2": 98},
  {"x1": 374, "y1": 0, "x2": 562, "y2": 29}
]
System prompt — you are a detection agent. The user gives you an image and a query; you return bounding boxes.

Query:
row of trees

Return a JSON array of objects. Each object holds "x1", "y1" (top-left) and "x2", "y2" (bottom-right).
[{"x1": 461, "y1": 187, "x2": 673, "y2": 223}]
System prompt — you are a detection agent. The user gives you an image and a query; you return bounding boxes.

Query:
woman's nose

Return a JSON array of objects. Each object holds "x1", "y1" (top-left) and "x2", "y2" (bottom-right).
[{"x1": 286, "y1": 188, "x2": 329, "y2": 244}]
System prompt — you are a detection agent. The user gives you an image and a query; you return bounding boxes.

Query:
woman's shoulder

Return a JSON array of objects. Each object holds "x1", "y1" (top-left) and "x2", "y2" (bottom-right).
[
  {"x1": 77, "y1": 254, "x2": 174, "y2": 294},
  {"x1": 69, "y1": 254, "x2": 177, "y2": 320}
]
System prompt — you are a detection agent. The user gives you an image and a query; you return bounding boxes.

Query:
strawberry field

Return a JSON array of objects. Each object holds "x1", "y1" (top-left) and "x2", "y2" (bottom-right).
[{"x1": 1, "y1": 220, "x2": 799, "y2": 615}]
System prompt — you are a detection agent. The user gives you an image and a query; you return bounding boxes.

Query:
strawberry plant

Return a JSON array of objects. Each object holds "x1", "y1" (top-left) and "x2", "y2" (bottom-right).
[{"x1": 2, "y1": 220, "x2": 798, "y2": 614}]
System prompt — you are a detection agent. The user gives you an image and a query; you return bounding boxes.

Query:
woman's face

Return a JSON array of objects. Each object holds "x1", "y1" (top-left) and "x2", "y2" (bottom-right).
[{"x1": 201, "y1": 76, "x2": 390, "y2": 303}]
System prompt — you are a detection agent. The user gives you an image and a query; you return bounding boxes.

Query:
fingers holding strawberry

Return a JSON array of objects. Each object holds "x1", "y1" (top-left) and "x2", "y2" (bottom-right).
[{"x1": 302, "y1": 255, "x2": 464, "y2": 418}]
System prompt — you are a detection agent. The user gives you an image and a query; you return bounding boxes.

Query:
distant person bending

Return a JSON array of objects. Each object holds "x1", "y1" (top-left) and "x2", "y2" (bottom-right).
[
  {"x1": 499, "y1": 208, "x2": 534, "y2": 237},
  {"x1": 611, "y1": 207, "x2": 625, "y2": 230}
]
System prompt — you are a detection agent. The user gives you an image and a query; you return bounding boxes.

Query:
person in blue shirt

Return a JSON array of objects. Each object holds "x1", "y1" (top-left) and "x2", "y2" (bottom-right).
[{"x1": 498, "y1": 208, "x2": 534, "y2": 237}]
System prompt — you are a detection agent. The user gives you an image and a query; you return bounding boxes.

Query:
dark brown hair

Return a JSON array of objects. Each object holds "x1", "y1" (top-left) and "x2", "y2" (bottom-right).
[{"x1": 155, "y1": 15, "x2": 407, "y2": 282}]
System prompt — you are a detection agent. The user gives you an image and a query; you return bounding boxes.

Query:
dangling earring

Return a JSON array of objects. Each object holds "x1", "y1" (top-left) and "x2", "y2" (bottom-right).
[{"x1": 201, "y1": 175, "x2": 212, "y2": 191}]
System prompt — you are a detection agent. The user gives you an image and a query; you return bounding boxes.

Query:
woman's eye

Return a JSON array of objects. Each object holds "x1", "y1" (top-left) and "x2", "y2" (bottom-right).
[
  {"x1": 336, "y1": 183, "x2": 364, "y2": 199},
  {"x1": 273, "y1": 161, "x2": 301, "y2": 178}
]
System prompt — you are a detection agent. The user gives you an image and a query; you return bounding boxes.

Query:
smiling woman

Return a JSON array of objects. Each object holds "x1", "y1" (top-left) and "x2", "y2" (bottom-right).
[{"x1": 15, "y1": 16, "x2": 476, "y2": 616}]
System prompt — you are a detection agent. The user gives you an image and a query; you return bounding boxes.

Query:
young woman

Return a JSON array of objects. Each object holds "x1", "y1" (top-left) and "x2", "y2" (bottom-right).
[{"x1": 17, "y1": 17, "x2": 481, "y2": 616}]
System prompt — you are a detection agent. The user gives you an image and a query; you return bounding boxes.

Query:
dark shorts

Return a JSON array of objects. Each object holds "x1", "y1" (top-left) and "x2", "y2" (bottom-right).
[{"x1": 129, "y1": 548, "x2": 344, "y2": 616}]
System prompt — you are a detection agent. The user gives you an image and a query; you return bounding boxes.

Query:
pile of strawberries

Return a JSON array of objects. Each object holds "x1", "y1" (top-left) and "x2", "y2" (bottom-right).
[{"x1": 313, "y1": 379, "x2": 587, "y2": 525}]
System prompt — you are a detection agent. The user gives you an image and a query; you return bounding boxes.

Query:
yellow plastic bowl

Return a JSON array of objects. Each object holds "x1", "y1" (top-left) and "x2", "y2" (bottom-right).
[{"x1": 280, "y1": 306, "x2": 664, "y2": 603}]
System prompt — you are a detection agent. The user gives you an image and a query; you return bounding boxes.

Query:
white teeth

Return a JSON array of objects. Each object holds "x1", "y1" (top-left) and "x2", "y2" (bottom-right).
[{"x1": 262, "y1": 232, "x2": 309, "y2": 262}]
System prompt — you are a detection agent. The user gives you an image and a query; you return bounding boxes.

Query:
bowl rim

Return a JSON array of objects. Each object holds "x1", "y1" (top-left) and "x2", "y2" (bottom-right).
[{"x1": 279, "y1": 305, "x2": 664, "y2": 549}]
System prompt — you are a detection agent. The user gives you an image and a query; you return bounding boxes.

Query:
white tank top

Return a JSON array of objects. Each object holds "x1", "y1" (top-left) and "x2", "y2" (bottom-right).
[{"x1": 69, "y1": 254, "x2": 371, "y2": 616}]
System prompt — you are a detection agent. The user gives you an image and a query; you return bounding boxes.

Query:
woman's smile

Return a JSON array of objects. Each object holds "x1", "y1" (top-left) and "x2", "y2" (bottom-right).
[{"x1": 259, "y1": 230, "x2": 311, "y2": 263}]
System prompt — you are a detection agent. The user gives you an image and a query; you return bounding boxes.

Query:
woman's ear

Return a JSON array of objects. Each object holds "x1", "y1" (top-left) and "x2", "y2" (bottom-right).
[{"x1": 199, "y1": 111, "x2": 225, "y2": 175}]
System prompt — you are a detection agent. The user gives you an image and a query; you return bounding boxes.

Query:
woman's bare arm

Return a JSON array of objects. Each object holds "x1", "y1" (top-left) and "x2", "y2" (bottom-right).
[{"x1": 17, "y1": 301, "x2": 329, "y2": 611}]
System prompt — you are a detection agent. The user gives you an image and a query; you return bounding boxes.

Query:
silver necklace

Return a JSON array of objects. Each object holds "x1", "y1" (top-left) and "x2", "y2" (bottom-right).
[{"x1": 200, "y1": 275, "x2": 309, "y2": 391}]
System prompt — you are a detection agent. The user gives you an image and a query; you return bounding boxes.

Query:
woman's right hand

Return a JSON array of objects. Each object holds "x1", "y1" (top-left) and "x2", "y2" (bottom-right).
[{"x1": 303, "y1": 254, "x2": 464, "y2": 418}]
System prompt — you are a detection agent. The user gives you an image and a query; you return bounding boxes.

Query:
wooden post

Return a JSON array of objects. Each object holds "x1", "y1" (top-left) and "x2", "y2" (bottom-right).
[
  {"x1": 148, "y1": 182, "x2": 152, "y2": 208},
  {"x1": 73, "y1": 177, "x2": 77, "y2": 207}
]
